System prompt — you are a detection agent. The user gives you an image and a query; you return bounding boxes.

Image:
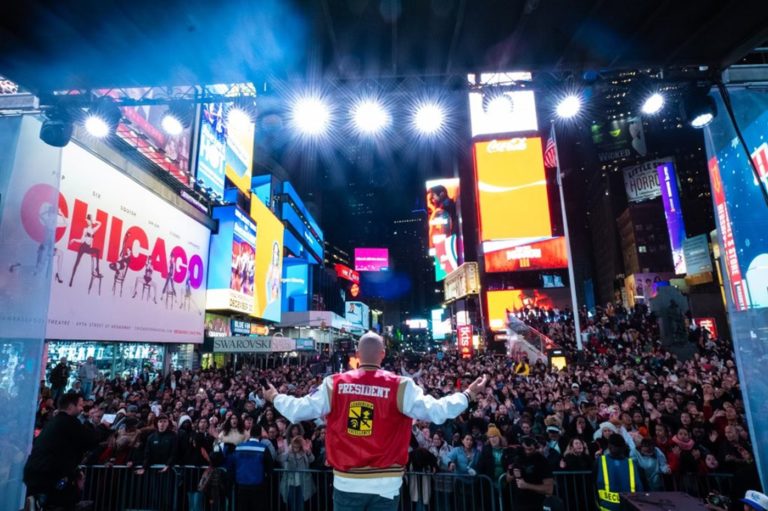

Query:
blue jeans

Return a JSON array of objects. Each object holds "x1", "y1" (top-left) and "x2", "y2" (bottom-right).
[
  {"x1": 81, "y1": 380, "x2": 93, "y2": 399},
  {"x1": 333, "y1": 488, "x2": 398, "y2": 511}
]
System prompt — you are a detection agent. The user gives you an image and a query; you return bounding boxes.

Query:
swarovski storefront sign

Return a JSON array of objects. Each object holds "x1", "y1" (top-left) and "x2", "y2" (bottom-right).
[{"x1": 213, "y1": 335, "x2": 296, "y2": 353}]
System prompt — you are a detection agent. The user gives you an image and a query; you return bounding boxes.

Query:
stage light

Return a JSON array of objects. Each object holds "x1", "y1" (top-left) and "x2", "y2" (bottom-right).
[
  {"x1": 161, "y1": 102, "x2": 191, "y2": 136},
  {"x1": 682, "y1": 88, "x2": 717, "y2": 129},
  {"x1": 84, "y1": 115, "x2": 110, "y2": 138},
  {"x1": 39, "y1": 106, "x2": 74, "y2": 147},
  {"x1": 83, "y1": 97, "x2": 122, "y2": 138},
  {"x1": 641, "y1": 92, "x2": 664, "y2": 115},
  {"x1": 413, "y1": 103, "x2": 445, "y2": 135},
  {"x1": 485, "y1": 94, "x2": 514, "y2": 117},
  {"x1": 555, "y1": 95, "x2": 581, "y2": 119},
  {"x1": 226, "y1": 106, "x2": 252, "y2": 130},
  {"x1": 291, "y1": 96, "x2": 331, "y2": 135},
  {"x1": 352, "y1": 99, "x2": 389, "y2": 135}
]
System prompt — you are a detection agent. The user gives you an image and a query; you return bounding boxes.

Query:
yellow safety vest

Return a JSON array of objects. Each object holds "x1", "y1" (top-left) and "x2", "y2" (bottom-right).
[{"x1": 597, "y1": 455, "x2": 636, "y2": 511}]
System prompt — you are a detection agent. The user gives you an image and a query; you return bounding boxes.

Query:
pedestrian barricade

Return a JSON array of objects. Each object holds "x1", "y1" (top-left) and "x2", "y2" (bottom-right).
[{"x1": 79, "y1": 465, "x2": 735, "y2": 511}]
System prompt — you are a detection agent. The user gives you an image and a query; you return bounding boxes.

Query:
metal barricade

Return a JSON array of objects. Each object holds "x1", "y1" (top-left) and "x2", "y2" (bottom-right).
[
  {"x1": 498, "y1": 470, "x2": 596, "y2": 511},
  {"x1": 81, "y1": 465, "x2": 178, "y2": 511}
]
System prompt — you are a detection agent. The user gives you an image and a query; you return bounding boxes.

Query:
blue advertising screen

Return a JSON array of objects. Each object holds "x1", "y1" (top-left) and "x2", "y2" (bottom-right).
[
  {"x1": 282, "y1": 261, "x2": 309, "y2": 312},
  {"x1": 207, "y1": 206, "x2": 256, "y2": 314},
  {"x1": 195, "y1": 104, "x2": 227, "y2": 198}
]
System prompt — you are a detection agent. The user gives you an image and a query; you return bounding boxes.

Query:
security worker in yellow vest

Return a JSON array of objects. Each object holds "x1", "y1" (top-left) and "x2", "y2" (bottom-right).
[
  {"x1": 513, "y1": 358, "x2": 530, "y2": 377},
  {"x1": 595, "y1": 433, "x2": 644, "y2": 511}
]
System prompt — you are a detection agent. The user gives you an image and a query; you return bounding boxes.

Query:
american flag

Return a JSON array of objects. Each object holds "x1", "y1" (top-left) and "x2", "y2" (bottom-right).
[{"x1": 543, "y1": 125, "x2": 558, "y2": 169}]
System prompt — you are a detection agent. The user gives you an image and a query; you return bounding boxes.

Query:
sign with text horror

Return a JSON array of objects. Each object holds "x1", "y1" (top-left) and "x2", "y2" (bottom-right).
[{"x1": 25, "y1": 143, "x2": 210, "y2": 342}]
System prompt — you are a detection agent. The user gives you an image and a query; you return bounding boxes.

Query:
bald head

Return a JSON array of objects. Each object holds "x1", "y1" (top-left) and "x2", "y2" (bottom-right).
[{"x1": 357, "y1": 332, "x2": 386, "y2": 366}]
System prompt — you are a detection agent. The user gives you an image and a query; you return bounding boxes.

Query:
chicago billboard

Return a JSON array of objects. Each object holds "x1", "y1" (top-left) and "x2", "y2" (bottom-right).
[
  {"x1": 250, "y1": 197, "x2": 284, "y2": 323},
  {"x1": 426, "y1": 178, "x2": 464, "y2": 281},
  {"x1": 207, "y1": 206, "x2": 256, "y2": 315},
  {"x1": 18, "y1": 143, "x2": 210, "y2": 342},
  {"x1": 355, "y1": 248, "x2": 389, "y2": 272}
]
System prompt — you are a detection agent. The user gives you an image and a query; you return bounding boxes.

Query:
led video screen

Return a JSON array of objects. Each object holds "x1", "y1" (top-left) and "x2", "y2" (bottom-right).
[
  {"x1": 250, "y1": 197, "x2": 284, "y2": 323},
  {"x1": 486, "y1": 288, "x2": 572, "y2": 331},
  {"x1": 355, "y1": 248, "x2": 389, "y2": 272},
  {"x1": 426, "y1": 178, "x2": 464, "y2": 281},
  {"x1": 474, "y1": 137, "x2": 553, "y2": 242},
  {"x1": 484, "y1": 237, "x2": 568, "y2": 273}
]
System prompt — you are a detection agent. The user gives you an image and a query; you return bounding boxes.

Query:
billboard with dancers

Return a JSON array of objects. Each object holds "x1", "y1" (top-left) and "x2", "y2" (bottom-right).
[{"x1": 15, "y1": 142, "x2": 211, "y2": 343}]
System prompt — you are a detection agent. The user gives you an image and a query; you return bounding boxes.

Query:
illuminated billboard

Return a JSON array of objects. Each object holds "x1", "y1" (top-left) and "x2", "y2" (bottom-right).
[
  {"x1": 224, "y1": 105, "x2": 255, "y2": 195},
  {"x1": 355, "y1": 248, "x2": 389, "y2": 272},
  {"x1": 426, "y1": 178, "x2": 464, "y2": 281},
  {"x1": 335, "y1": 263, "x2": 360, "y2": 284},
  {"x1": 468, "y1": 90, "x2": 538, "y2": 137},
  {"x1": 444, "y1": 262, "x2": 481, "y2": 303},
  {"x1": 657, "y1": 162, "x2": 687, "y2": 274},
  {"x1": 250, "y1": 197, "x2": 284, "y2": 323},
  {"x1": 474, "y1": 137, "x2": 553, "y2": 242},
  {"x1": 207, "y1": 206, "x2": 256, "y2": 315},
  {"x1": 282, "y1": 260, "x2": 310, "y2": 312},
  {"x1": 486, "y1": 288, "x2": 571, "y2": 331},
  {"x1": 457, "y1": 325, "x2": 474, "y2": 358},
  {"x1": 346, "y1": 301, "x2": 370, "y2": 330},
  {"x1": 102, "y1": 87, "x2": 193, "y2": 185},
  {"x1": 431, "y1": 308, "x2": 451, "y2": 340},
  {"x1": 195, "y1": 103, "x2": 227, "y2": 198},
  {"x1": 16, "y1": 143, "x2": 210, "y2": 342},
  {"x1": 484, "y1": 237, "x2": 568, "y2": 273}
]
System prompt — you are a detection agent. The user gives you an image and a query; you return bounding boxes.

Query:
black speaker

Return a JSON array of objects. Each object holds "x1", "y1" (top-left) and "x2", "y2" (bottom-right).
[{"x1": 620, "y1": 491, "x2": 709, "y2": 510}]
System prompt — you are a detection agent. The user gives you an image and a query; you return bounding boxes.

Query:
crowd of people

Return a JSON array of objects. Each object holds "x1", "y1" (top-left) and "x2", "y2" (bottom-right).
[{"x1": 27, "y1": 302, "x2": 763, "y2": 510}]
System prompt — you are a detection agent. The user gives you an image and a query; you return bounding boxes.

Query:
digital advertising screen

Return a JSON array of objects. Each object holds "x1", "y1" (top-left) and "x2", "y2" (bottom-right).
[
  {"x1": 223, "y1": 103, "x2": 255, "y2": 195},
  {"x1": 250, "y1": 197, "x2": 284, "y2": 323},
  {"x1": 345, "y1": 301, "x2": 370, "y2": 330},
  {"x1": 426, "y1": 178, "x2": 464, "y2": 281},
  {"x1": 207, "y1": 206, "x2": 256, "y2": 315},
  {"x1": 707, "y1": 107, "x2": 768, "y2": 310},
  {"x1": 195, "y1": 103, "x2": 227, "y2": 198},
  {"x1": 335, "y1": 263, "x2": 360, "y2": 284},
  {"x1": 18, "y1": 143, "x2": 210, "y2": 342},
  {"x1": 355, "y1": 248, "x2": 389, "y2": 272},
  {"x1": 431, "y1": 308, "x2": 451, "y2": 340},
  {"x1": 622, "y1": 159, "x2": 667, "y2": 203},
  {"x1": 484, "y1": 236, "x2": 568, "y2": 273},
  {"x1": 282, "y1": 260, "x2": 310, "y2": 312},
  {"x1": 457, "y1": 325, "x2": 474, "y2": 358},
  {"x1": 657, "y1": 162, "x2": 687, "y2": 274},
  {"x1": 468, "y1": 89, "x2": 538, "y2": 138},
  {"x1": 104, "y1": 87, "x2": 193, "y2": 185},
  {"x1": 474, "y1": 137, "x2": 553, "y2": 242},
  {"x1": 486, "y1": 288, "x2": 572, "y2": 331}
]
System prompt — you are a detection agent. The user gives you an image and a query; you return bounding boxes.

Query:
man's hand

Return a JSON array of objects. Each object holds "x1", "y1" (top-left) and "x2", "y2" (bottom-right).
[
  {"x1": 264, "y1": 382, "x2": 279, "y2": 403},
  {"x1": 466, "y1": 375, "x2": 489, "y2": 400}
]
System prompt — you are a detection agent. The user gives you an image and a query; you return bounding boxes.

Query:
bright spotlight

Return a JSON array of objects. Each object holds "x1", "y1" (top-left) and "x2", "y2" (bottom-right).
[
  {"x1": 161, "y1": 101, "x2": 191, "y2": 136},
  {"x1": 161, "y1": 114, "x2": 184, "y2": 136},
  {"x1": 486, "y1": 95, "x2": 513, "y2": 117},
  {"x1": 691, "y1": 112, "x2": 714, "y2": 128},
  {"x1": 413, "y1": 103, "x2": 444, "y2": 135},
  {"x1": 641, "y1": 93, "x2": 664, "y2": 115},
  {"x1": 556, "y1": 95, "x2": 581, "y2": 119},
  {"x1": 352, "y1": 100, "x2": 389, "y2": 135},
  {"x1": 227, "y1": 107, "x2": 252, "y2": 130},
  {"x1": 683, "y1": 91, "x2": 717, "y2": 129},
  {"x1": 84, "y1": 114, "x2": 111, "y2": 138},
  {"x1": 292, "y1": 97, "x2": 331, "y2": 135}
]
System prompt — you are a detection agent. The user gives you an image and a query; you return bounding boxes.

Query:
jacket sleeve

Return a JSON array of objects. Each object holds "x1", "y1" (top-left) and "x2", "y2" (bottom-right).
[
  {"x1": 399, "y1": 377, "x2": 469, "y2": 425},
  {"x1": 273, "y1": 376, "x2": 332, "y2": 423}
]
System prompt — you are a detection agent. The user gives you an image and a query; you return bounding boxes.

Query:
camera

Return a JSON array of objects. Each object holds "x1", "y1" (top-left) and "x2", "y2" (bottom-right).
[{"x1": 706, "y1": 492, "x2": 731, "y2": 508}]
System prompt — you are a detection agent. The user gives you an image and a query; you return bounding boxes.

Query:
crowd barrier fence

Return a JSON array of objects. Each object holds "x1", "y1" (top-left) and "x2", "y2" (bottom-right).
[{"x1": 78, "y1": 465, "x2": 735, "y2": 511}]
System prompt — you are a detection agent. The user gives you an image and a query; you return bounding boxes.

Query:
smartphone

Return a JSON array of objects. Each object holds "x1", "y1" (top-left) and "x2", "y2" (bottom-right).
[
  {"x1": 102, "y1": 414, "x2": 116, "y2": 425},
  {"x1": 259, "y1": 378, "x2": 269, "y2": 388}
]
